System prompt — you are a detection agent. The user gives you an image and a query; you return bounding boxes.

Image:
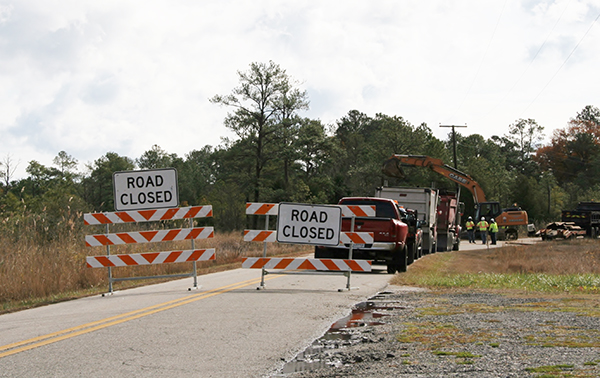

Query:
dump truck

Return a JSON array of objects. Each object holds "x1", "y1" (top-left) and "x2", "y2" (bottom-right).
[
  {"x1": 561, "y1": 202, "x2": 600, "y2": 238},
  {"x1": 375, "y1": 186, "x2": 438, "y2": 254},
  {"x1": 436, "y1": 191, "x2": 461, "y2": 251}
]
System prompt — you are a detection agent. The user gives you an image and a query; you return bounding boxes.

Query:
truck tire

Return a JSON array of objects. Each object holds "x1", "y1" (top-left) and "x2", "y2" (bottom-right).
[
  {"x1": 407, "y1": 242, "x2": 416, "y2": 265},
  {"x1": 452, "y1": 236, "x2": 460, "y2": 251},
  {"x1": 505, "y1": 229, "x2": 518, "y2": 240},
  {"x1": 387, "y1": 264, "x2": 397, "y2": 274},
  {"x1": 394, "y1": 245, "x2": 408, "y2": 273}
]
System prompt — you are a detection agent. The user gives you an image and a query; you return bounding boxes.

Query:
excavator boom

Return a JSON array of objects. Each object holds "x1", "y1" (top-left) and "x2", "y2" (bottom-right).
[
  {"x1": 382, "y1": 155, "x2": 487, "y2": 203},
  {"x1": 382, "y1": 154, "x2": 529, "y2": 236}
]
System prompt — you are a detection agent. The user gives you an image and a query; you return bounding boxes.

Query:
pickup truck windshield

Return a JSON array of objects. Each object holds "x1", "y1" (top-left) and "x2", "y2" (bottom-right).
[{"x1": 340, "y1": 199, "x2": 398, "y2": 219}]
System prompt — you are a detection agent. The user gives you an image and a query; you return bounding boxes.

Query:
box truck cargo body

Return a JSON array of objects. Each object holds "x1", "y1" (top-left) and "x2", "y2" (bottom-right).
[{"x1": 375, "y1": 187, "x2": 438, "y2": 254}]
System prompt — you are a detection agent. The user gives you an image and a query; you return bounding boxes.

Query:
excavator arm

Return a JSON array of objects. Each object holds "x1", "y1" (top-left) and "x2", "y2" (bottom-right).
[
  {"x1": 383, "y1": 154, "x2": 529, "y2": 235},
  {"x1": 382, "y1": 154, "x2": 488, "y2": 203}
]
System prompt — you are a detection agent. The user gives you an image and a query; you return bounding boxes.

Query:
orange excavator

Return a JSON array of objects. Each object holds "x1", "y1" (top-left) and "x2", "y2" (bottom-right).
[{"x1": 382, "y1": 154, "x2": 528, "y2": 240}]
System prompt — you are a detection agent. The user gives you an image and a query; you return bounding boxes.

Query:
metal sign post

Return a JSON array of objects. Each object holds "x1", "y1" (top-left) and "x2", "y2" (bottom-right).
[
  {"x1": 343, "y1": 214, "x2": 357, "y2": 292},
  {"x1": 106, "y1": 224, "x2": 113, "y2": 294},
  {"x1": 258, "y1": 214, "x2": 269, "y2": 290}
]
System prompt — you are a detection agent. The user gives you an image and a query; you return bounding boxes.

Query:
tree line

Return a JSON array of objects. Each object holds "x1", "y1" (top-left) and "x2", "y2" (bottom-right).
[{"x1": 1, "y1": 61, "x2": 599, "y2": 238}]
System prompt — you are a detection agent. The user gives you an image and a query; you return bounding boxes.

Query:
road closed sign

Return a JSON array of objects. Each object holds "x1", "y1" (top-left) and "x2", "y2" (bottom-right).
[
  {"x1": 276, "y1": 203, "x2": 341, "y2": 246},
  {"x1": 113, "y1": 168, "x2": 179, "y2": 211}
]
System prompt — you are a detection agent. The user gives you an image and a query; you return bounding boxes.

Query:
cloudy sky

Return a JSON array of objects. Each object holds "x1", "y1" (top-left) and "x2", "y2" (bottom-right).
[{"x1": 1, "y1": 0, "x2": 599, "y2": 179}]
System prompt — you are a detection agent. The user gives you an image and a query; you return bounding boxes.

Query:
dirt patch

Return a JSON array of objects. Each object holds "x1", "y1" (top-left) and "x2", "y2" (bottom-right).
[
  {"x1": 276, "y1": 287, "x2": 600, "y2": 377},
  {"x1": 275, "y1": 240, "x2": 600, "y2": 377}
]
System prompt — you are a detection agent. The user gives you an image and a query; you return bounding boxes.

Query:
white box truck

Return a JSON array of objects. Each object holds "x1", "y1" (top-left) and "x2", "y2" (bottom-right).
[{"x1": 375, "y1": 186, "x2": 438, "y2": 254}]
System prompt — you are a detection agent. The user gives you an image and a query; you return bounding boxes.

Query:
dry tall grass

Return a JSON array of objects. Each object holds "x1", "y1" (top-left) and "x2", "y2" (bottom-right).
[
  {"x1": 392, "y1": 238, "x2": 600, "y2": 292},
  {"x1": 0, "y1": 215, "x2": 311, "y2": 313},
  {"x1": 450, "y1": 239, "x2": 600, "y2": 275}
]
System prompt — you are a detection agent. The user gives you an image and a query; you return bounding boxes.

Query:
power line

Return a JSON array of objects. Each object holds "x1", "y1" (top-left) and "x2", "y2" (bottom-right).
[
  {"x1": 486, "y1": 0, "x2": 572, "y2": 117},
  {"x1": 447, "y1": 0, "x2": 508, "y2": 122},
  {"x1": 519, "y1": 9, "x2": 600, "y2": 117}
]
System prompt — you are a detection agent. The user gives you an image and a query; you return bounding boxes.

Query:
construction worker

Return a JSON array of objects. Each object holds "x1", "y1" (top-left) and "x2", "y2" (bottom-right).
[
  {"x1": 477, "y1": 217, "x2": 489, "y2": 244},
  {"x1": 489, "y1": 218, "x2": 499, "y2": 245},
  {"x1": 465, "y1": 216, "x2": 475, "y2": 244}
]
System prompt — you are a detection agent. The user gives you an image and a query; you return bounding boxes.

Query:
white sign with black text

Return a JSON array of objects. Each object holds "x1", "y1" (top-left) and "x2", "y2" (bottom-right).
[
  {"x1": 276, "y1": 203, "x2": 341, "y2": 246},
  {"x1": 113, "y1": 168, "x2": 179, "y2": 211}
]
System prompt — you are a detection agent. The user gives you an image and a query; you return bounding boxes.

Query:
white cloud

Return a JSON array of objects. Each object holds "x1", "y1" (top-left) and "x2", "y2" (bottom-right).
[{"x1": 0, "y1": 0, "x2": 599, "y2": 179}]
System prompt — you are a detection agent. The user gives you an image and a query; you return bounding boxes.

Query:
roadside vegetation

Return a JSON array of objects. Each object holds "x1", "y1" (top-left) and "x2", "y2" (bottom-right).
[
  {"x1": 0, "y1": 218, "x2": 311, "y2": 314},
  {"x1": 392, "y1": 239, "x2": 600, "y2": 294},
  {"x1": 2, "y1": 61, "x2": 600, "y2": 315}
]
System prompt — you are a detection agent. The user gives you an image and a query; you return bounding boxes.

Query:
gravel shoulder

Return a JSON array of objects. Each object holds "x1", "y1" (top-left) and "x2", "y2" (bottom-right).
[{"x1": 274, "y1": 285, "x2": 600, "y2": 377}]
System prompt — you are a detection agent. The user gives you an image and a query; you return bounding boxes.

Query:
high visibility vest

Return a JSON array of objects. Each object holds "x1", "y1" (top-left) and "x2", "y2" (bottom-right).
[
  {"x1": 477, "y1": 221, "x2": 489, "y2": 231},
  {"x1": 489, "y1": 222, "x2": 498, "y2": 233},
  {"x1": 465, "y1": 221, "x2": 475, "y2": 230}
]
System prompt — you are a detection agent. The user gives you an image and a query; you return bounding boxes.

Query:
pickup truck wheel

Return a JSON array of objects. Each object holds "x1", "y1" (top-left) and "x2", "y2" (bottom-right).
[
  {"x1": 387, "y1": 264, "x2": 397, "y2": 274},
  {"x1": 407, "y1": 242, "x2": 416, "y2": 265},
  {"x1": 394, "y1": 246, "x2": 408, "y2": 273}
]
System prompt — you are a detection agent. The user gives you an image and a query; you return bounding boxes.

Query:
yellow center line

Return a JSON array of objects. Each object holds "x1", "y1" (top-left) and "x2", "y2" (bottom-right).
[{"x1": 0, "y1": 275, "x2": 280, "y2": 358}]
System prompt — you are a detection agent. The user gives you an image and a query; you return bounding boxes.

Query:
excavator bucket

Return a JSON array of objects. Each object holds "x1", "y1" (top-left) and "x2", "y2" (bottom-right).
[{"x1": 382, "y1": 156, "x2": 406, "y2": 179}]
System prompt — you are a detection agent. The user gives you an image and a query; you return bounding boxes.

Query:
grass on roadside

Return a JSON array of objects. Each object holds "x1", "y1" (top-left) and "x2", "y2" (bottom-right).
[{"x1": 391, "y1": 239, "x2": 600, "y2": 294}]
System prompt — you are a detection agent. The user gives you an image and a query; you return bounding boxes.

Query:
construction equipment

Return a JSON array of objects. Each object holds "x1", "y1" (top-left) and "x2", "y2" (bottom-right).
[
  {"x1": 561, "y1": 202, "x2": 600, "y2": 238},
  {"x1": 382, "y1": 154, "x2": 528, "y2": 240}
]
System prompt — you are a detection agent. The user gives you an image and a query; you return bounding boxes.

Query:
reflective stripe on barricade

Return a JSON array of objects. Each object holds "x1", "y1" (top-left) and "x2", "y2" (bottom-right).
[
  {"x1": 243, "y1": 231, "x2": 374, "y2": 244},
  {"x1": 243, "y1": 230, "x2": 277, "y2": 242},
  {"x1": 244, "y1": 203, "x2": 375, "y2": 217},
  {"x1": 85, "y1": 227, "x2": 214, "y2": 247},
  {"x1": 242, "y1": 257, "x2": 372, "y2": 272},
  {"x1": 246, "y1": 203, "x2": 279, "y2": 215},
  {"x1": 87, "y1": 249, "x2": 216, "y2": 268},
  {"x1": 339, "y1": 205, "x2": 376, "y2": 217},
  {"x1": 84, "y1": 205, "x2": 213, "y2": 225},
  {"x1": 340, "y1": 232, "x2": 374, "y2": 244}
]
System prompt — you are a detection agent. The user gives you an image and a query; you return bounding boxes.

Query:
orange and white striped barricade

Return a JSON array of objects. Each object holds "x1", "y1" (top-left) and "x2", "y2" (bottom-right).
[
  {"x1": 84, "y1": 205, "x2": 214, "y2": 293},
  {"x1": 242, "y1": 257, "x2": 372, "y2": 272},
  {"x1": 245, "y1": 203, "x2": 279, "y2": 289},
  {"x1": 86, "y1": 249, "x2": 216, "y2": 268},
  {"x1": 244, "y1": 202, "x2": 375, "y2": 291}
]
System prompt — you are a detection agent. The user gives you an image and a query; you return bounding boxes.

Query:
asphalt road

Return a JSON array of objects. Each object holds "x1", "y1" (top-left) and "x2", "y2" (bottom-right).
[
  {"x1": 1, "y1": 238, "x2": 535, "y2": 377},
  {"x1": 0, "y1": 264, "x2": 392, "y2": 377}
]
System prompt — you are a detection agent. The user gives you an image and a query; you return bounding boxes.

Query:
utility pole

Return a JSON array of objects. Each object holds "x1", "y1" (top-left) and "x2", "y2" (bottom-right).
[
  {"x1": 439, "y1": 124, "x2": 467, "y2": 169},
  {"x1": 440, "y1": 124, "x2": 468, "y2": 224}
]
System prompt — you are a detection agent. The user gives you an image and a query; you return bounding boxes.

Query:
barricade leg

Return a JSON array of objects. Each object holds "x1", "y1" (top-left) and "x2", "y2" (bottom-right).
[
  {"x1": 257, "y1": 215, "x2": 270, "y2": 290},
  {"x1": 189, "y1": 218, "x2": 200, "y2": 290},
  {"x1": 339, "y1": 216, "x2": 359, "y2": 292},
  {"x1": 106, "y1": 224, "x2": 114, "y2": 295}
]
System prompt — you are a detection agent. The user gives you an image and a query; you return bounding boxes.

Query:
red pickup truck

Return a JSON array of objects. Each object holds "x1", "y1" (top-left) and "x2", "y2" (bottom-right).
[{"x1": 314, "y1": 197, "x2": 409, "y2": 273}]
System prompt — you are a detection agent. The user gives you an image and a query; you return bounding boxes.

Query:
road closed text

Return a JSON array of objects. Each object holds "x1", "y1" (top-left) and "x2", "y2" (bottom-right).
[
  {"x1": 113, "y1": 169, "x2": 179, "y2": 211},
  {"x1": 277, "y1": 204, "x2": 341, "y2": 246}
]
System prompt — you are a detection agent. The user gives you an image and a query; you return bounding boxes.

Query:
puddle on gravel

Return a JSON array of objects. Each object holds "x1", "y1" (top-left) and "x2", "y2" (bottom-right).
[{"x1": 280, "y1": 292, "x2": 406, "y2": 375}]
